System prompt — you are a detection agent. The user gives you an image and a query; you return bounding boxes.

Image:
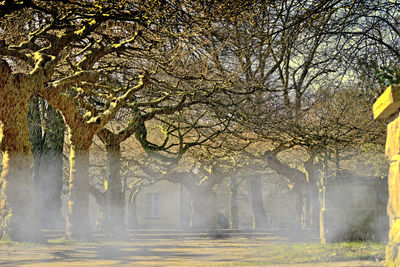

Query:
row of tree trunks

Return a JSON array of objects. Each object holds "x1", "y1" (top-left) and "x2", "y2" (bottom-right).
[
  {"x1": 187, "y1": 175, "x2": 268, "y2": 231},
  {"x1": 27, "y1": 95, "x2": 128, "y2": 239},
  {"x1": 1, "y1": 91, "x2": 311, "y2": 240},
  {"x1": 266, "y1": 152, "x2": 321, "y2": 232},
  {"x1": 42, "y1": 91, "x2": 98, "y2": 239},
  {"x1": 185, "y1": 175, "x2": 269, "y2": 230},
  {"x1": 71, "y1": 139, "x2": 128, "y2": 240},
  {"x1": 293, "y1": 186, "x2": 319, "y2": 231}
]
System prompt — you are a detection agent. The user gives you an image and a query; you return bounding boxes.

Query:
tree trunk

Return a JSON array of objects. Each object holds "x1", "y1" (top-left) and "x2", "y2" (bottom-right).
[
  {"x1": 65, "y1": 144, "x2": 91, "y2": 239},
  {"x1": 28, "y1": 97, "x2": 43, "y2": 183},
  {"x1": 299, "y1": 158, "x2": 321, "y2": 233},
  {"x1": 294, "y1": 189, "x2": 303, "y2": 230},
  {"x1": 320, "y1": 154, "x2": 328, "y2": 243},
  {"x1": 250, "y1": 176, "x2": 268, "y2": 229},
  {"x1": 39, "y1": 105, "x2": 65, "y2": 229},
  {"x1": 29, "y1": 99, "x2": 65, "y2": 229},
  {"x1": 128, "y1": 197, "x2": 138, "y2": 229},
  {"x1": 294, "y1": 186, "x2": 310, "y2": 230},
  {"x1": 230, "y1": 177, "x2": 239, "y2": 229},
  {"x1": 0, "y1": 107, "x2": 39, "y2": 241},
  {"x1": 294, "y1": 184, "x2": 319, "y2": 231},
  {"x1": 309, "y1": 185, "x2": 320, "y2": 232},
  {"x1": 190, "y1": 187, "x2": 217, "y2": 229},
  {"x1": 303, "y1": 190, "x2": 312, "y2": 229},
  {"x1": 104, "y1": 142, "x2": 127, "y2": 239},
  {"x1": 127, "y1": 186, "x2": 140, "y2": 229},
  {"x1": 319, "y1": 180, "x2": 327, "y2": 243},
  {"x1": 28, "y1": 97, "x2": 44, "y2": 231}
]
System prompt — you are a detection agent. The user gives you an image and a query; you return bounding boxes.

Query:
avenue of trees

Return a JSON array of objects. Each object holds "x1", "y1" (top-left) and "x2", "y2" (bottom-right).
[{"x1": 0, "y1": 0, "x2": 398, "y2": 241}]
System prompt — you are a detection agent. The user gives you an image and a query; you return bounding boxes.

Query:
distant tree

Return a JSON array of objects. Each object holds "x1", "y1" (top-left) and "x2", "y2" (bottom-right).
[
  {"x1": 204, "y1": 0, "x2": 388, "y2": 232},
  {"x1": 133, "y1": 155, "x2": 240, "y2": 229}
]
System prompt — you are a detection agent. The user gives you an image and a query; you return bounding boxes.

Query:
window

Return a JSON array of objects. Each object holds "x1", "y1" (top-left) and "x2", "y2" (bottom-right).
[{"x1": 147, "y1": 193, "x2": 160, "y2": 218}]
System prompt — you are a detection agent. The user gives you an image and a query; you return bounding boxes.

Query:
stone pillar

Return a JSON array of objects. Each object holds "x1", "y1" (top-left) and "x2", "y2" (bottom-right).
[{"x1": 373, "y1": 85, "x2": 400, "y2": 266}]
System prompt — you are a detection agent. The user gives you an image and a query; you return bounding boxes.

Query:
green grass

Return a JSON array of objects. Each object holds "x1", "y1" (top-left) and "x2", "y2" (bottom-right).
[
  {"x1": 0, "y1": 240, "x2": 18, "y2": 246},
  {"x1": 0, "y1": 238, "x2": 386, "y2": 265},
  {"x1": 250, "y1": 242, "x2": 385, "y2": 264}
]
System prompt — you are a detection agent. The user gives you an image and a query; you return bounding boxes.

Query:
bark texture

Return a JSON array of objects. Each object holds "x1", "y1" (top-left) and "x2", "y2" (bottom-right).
[
  {"x1": 0, "y1": 116, "x2": 38, "y2": 241},
  {"x1": 41, "y1": 72, "x2": 147, "y2": 239},
  {"x1": 104, "y1": 142, "x2": 127, "y2": 238},
  {"x1": 0, "y1": 61, "x2": 39, "y2": 241},
  {"x1": 38, "y1": 105, "x2": 64, "y2": 229},
  {"x1": 65, "y1": 135, "x2": 92, "y2": 239},
  {"x1": 97, "y1": 128, "x2": 129, "y2": 238},
  {"x1": 29, "y1": 99, "x2": 65, "y2": 229}
]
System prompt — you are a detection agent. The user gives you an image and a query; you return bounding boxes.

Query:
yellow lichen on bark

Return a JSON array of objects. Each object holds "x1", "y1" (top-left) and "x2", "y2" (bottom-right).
[
  {"x1": 65, "y1": 132, "x2": 93, "y2": 239},
  {"x1": 0, "y1": 58, "x2": 42, "y2": 241},
  {"x1": 0, "y1": 103, "x2": 38, "y2": 241}
]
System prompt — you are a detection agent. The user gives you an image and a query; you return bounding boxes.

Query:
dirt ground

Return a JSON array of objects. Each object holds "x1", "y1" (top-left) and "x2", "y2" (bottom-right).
[{"x1": 0, "y1": 235, "x2": 384, "y2": 266}]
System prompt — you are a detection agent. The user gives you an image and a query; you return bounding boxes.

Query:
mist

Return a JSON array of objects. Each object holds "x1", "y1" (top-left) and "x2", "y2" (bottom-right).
[
  {"x1": 43, "y1": 152, "x2": 386, "y2": 244},
  {"x1": 0, "y1": 1, "x2": 394, "y2": 265}
]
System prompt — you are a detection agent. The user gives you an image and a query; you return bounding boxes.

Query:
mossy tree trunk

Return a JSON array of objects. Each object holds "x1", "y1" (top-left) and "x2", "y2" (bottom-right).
[
  {"x1": 38, "y1": 93, "x2": 97, "y2": 239},
  {"x1": 250, "y1": 175, "x2": 268, "y2": 229},
  {"x1": 28, "y1": 97, "x2": 44, "y2": 231},
  {"x1": 0, "y1": 61, "x2": 40, "y2": 241},
  {"x1": 41, "y1": 94, "x2": 98, "y2": 239},
  {"x1": 97, "y1": 128, "x2": 130, "y2": 238},
  {"x1": 0, "y1": 97, "x2": 38, "y2": 241},
  {"x1": 29, "y1": 98, "x2": 65, "y2": 229},
  {"x1": 39, "y1": 105, "x2": 65, "y2": 229}
]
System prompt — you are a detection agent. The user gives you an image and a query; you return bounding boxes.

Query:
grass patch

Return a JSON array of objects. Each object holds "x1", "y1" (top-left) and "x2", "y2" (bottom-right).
[
  {"x1": 251, "y1": 242, "x2": 384, "y2": 264},
  {"x1": 0, "y1": 240, "x2": 18, "y2": 246}
]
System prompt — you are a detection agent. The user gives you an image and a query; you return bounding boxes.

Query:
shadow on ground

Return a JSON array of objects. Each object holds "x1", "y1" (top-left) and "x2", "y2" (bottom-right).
[{"x1": 0, "y1": 231, "x2": 385, "y2": 266}]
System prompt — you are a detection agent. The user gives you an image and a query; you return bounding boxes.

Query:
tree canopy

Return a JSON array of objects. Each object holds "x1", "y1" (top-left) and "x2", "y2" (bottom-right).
[{"x1": 0, "y1": 0, "x2": 395, "y2": 241}]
